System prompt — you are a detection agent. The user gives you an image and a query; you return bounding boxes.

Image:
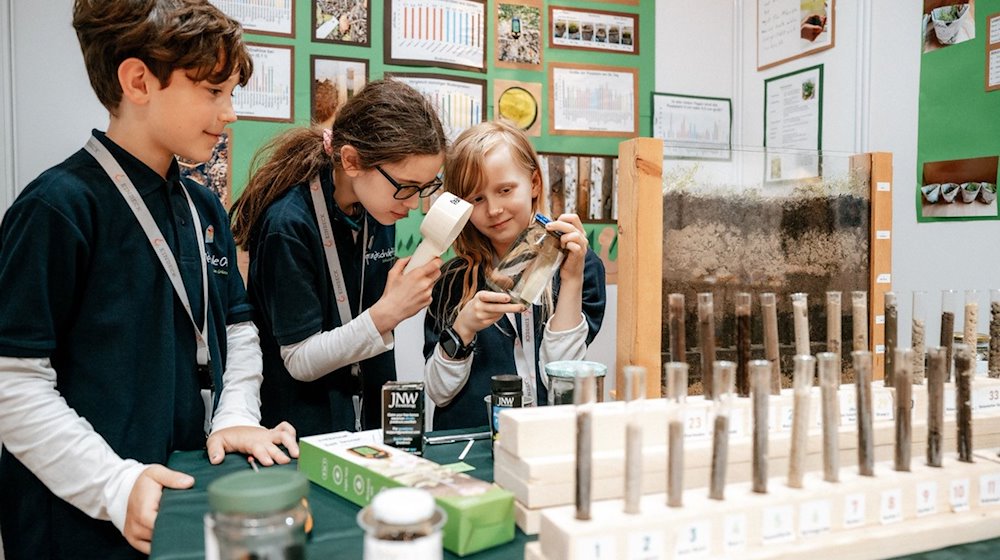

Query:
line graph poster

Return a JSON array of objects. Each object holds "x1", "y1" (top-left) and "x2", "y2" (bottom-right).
[
  {"x1": 652, "y1": 93, "x2": 732, "y2": 160},
  {"x1": 386, "y1": 0, "x2": 486, "y2": 72},
  {"x1": 549, "y1": 63, "x2": 638, "y2": 137},
  {"x1": 233, "y1": 43, "x2": 294, "y2": 122},
  {"x1": 214, "y1": 0, "x2": 294, "y2": 37},
  {"x1": 391, "y1": 73, "x2": 485, "y2": 142}
]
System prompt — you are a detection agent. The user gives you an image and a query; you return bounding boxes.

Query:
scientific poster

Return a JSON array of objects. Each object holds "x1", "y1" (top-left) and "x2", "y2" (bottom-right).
[
  {"x1": 311, "y1": 56, "x2": 368, "y2": 127},
  {"x1": 233, "y1": 43, "x2": 294, "y2": 122},
  {"x1": 391, "y1": 73, "x2": 485, "y2": 142},
  {"x1": 763, "y1": 64, "x2": 822, "y2": 182},
  {"x1": 652, "y1": 93, "x2": 732, "y2": 160},
  {"x1": 549, "y1": 64, "x2": 638, "y2": 136},
  {"x1": 549, "y1": 7, "x2": 638, "y2": 54},
  {"x1": 214, "y1": 0, "x2": 294, "y2": 36},
  {"x1": 387, "y1": 0, "x2": 486, "y2": 72},
  {"x1": 757, "y1": 0, "x2": 834, "y2": 70}
]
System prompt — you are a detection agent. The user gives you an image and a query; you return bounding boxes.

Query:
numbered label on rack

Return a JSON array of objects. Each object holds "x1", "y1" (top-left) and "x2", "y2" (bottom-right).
[
  {"x1": 726, "y1": 410, "x2": 746, "y2": 439},
  {"x1": 880, "y1": 489, "x2": 903, "y2": 524},
  {"x1": 979, "y1": 473, "x2": 1000, "y2": 506},
  {"x1": 674, "y1": 520, "x2": 710, "y2": 558},
  {"x1": 761, "y1": 505, "x2": 795, "y2": 545},
  {"x1": 685, "y1": 408, "x2": 710, "y2": 440},
  {"x1": 628, "y1": 530, "x2": 664, "y2": 560},
  {"x1": 779, "y1": 405, "x2": 794, "y2": 430},
  {"x1": 723, "y1": 514, "x2": 747, "y2": 553},
  {"x1": 974, "y1": 386, "x2": 1000, "y2": 412},
  {"x1": 844, "y1": 493, "x2": 867, "y2": 528},
  {"x1": 840, "y1": 391, "x2": 858, "y2": 425},
  {"x1": 945, "y1": 387, "x2": 957, "y2": 417},
  {"x1": 874, "y1": 391, "x2": 894, "y2": 421},
  {"x1": 577, "y1": 536, "x2": 616, "y2": 560},
  {"x1": 799, "y1": 499, "x2": 832, "y2": 538},
  {"x1": 916, "y1": 481, "x2": 938, "y2": 517},
  {"x1": 950, "y1": 478, "x2": 971, "y2": 512}
]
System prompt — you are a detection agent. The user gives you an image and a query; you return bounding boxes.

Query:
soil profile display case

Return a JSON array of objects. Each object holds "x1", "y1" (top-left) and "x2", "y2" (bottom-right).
[{"x1": 615, "y1": 139, "x2": 892, "y2": 396}]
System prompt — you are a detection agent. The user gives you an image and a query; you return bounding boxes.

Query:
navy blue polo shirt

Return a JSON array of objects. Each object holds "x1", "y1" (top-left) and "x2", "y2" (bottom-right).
[
  {"x1": 248, "y1": 166, "x2": 397, "y2": 436},
  {"x1": 423, "y1": 250, "x2": 606, "y2": 430},
  {"x1": 0, "y1": 130, "x2": 250, "y2": 559}
]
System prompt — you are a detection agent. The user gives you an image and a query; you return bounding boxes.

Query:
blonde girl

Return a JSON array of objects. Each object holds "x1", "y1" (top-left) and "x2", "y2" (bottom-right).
[{"x1": 423, "y1": 120, "x2": 606, "y2": 429}]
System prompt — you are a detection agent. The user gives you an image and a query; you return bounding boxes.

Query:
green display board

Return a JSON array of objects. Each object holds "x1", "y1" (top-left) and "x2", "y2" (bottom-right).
[
  {"x1": 917, "y1": 0, "x2": 1000, "y2": 222},
  {"x1": 223, "y1": 0, "x2": 652, "y2": 258}
]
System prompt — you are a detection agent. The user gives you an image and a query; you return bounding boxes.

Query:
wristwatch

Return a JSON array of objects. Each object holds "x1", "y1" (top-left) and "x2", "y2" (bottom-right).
[{"x1": 440, "y1": 326, "x2": 476, "y2": 360}]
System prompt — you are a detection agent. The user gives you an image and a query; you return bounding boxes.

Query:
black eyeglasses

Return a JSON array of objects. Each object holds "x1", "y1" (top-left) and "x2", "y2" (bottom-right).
[{"x1": 375, "y1": 165, "x2": 444, "y2": 200}]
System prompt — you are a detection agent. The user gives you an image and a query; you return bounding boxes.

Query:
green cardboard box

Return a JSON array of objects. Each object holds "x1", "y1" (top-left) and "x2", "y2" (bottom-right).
[{"x1": 299, "y1": 430, "x2": 514, "y2": 556}]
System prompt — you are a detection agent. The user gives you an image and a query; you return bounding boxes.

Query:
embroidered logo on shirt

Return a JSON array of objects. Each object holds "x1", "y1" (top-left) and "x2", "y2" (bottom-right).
[{"x1": 365, "y1": 247, "x2": 396, "y2": 265}]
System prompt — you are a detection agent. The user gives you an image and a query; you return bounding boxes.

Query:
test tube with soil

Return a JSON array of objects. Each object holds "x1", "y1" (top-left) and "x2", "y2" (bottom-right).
[
  {"x1": 736, "y1": 293, "x2": 751, "y2": 397},
  {"x1": 852, "y1": 291, "x2": 869, "y2": 353},
  {"x1": 788, "y1": 355, "x2": 815, "y2": 489},
  {"x1": 751, "y1": 360, "x2": 772, "y2": 493},
  {"x1": 884, "y1": 292, "x2": 897, "y2": 388},
  {"x1": 698, "y1": 293, "x2": 717, "y2": 399},
  {"x1": 964, "y1": 290, "x2": 979, "y2": 367},
  {"x1": 818, "y1": 352, "x2": 840, "y2": 482},
  {"x1": 955, "y1": 343, "x2": 974, "y2": 463},
  {"x1": 761, "y1": 292, "x2": 781, "y2": 395},
  {"x1": 990, "y1": 289, "x2": 1000, "y2": 379},
  {"x1": 941, "y1": 290, "x2": 958, "y2": 383},
  {"x1": 827, "y1": 291, "x2": 842, "y2": 360},
  {"x1": 574, "y1": 368, "x2": 597, "y2": 520},
  {"x1": 623, "y1": 365, "x2": 646, "y2": 515},
  {"x1": 853, "y1": 350, "x2": 875, "y2": 476},
  {"x1": 668, "y1": 292, "x2": 686, "y2": 365},
  {"x1": 912, "y1": 291, "x2": 927, "y2": 384},
  {"x1": 792, "y1": 293, "x2": 810, "y2": 356},
  {"x1": 894, "y1": 348, "x2": 914, "y2": 472},
  {"x1": 709, "y1": 361, "x2": 735, "y2": 500},
  {"x1": 927, "y1": 346, "x2": 947, "y2": 468},
  {"x1": 665, "y1": 362, "x2": 688, "y2": 508}
]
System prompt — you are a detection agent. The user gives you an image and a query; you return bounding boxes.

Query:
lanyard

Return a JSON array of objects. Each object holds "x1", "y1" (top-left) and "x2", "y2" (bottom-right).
[
  {"x1": 506, "y1": 308, "x2": 537, "y2": 404},
  {"x1": 309, "y1": 174, "x2": 367, "y2": 380},
  {"x1": 84, "y1": 137, "x2": 211, "y2": 388}
]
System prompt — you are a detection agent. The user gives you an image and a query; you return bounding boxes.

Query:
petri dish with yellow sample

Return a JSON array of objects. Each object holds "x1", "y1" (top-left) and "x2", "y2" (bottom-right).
[{"x1": 497, "y1": 86, "x2": 538, "y2": 130}]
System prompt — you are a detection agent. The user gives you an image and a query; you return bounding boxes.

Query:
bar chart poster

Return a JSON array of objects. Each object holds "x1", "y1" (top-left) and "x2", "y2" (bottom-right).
[
  {"x1": 652, "y1": 93, "x2": 732, "y2": 160},
  {"x1": 386, "y1": 0, "x2": 486, "y2": 72},
  {"x1": 549, "y1": 64, "x2": 638, "y2": 137},
  {"x1": 392, "y1": 74, "x2": 485, "y2": 142},
  {"x1": 215, "y1": 0, "x2": 294, "y2": 37},
  {"x1": 233, "y1": 44, "x2": 294, "y2": 122}
]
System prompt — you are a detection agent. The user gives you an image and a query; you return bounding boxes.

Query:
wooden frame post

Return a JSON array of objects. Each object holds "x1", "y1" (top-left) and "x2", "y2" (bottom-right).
[{"x1": 616, "y1": 138, "x2": 664, "y2": 398}]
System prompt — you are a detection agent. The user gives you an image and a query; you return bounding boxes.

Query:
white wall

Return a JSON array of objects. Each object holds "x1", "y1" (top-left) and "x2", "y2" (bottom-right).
[{"x1": 10, "y1": 0, "x2": 105, "y2": 191}]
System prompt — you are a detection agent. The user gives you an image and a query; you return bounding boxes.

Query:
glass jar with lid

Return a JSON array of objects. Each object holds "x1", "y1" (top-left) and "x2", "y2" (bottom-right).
[{"x1": 206, "y1": 469, "x2": 310, "y2": 560}]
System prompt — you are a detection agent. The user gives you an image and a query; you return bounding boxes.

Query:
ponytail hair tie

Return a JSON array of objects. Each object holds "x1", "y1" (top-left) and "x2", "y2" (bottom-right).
[{"x1": 322, "y1": 128, "x2": 334, "y2": 156}]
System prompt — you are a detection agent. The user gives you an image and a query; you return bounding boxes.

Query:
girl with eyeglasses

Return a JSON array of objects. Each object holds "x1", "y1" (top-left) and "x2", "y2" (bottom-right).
[
  {"x1": 423, "y1": 120, "x2": 606, "y2": 430},
  {"x1": 231, "y1": 79, "x2": 447, "y2": 435}
]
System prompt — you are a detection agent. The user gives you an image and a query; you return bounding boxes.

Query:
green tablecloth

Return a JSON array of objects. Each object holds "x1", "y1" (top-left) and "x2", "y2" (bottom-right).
[
  {"x1": 150, "y1": 429, "x2": 1000, "y2": 559},
  {"x1": 151, "y1": 430, "x2": 532, "y2": 559}
]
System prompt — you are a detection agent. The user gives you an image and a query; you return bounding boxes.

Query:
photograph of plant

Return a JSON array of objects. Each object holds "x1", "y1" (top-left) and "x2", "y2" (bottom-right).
[
  {"x1": 314, "y1": 0, "x2": 370, "y2": 46},
  {"x1": 922, "y1": 0, "x2": 975, "y2": 53},
  {"x1": 496, "y1": 1, "x2": 542, "y2": 69},
  {"x1": 919, "y1": 155, "x2": 998, "y2": 220}
]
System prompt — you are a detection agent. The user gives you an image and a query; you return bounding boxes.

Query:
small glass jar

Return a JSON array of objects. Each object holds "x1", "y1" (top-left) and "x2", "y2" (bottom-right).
[
  {"x1": 487, "y1": 214, "x2": 566, "y2": 306},
  {"x1": 544, "y1": 361, "x2": 607, "y2": 405},
  {"x1": 206, "y1": 470, "x2": 310, "y2": 560},
  {"x1": 357, "y1": 487, "x2": 447, "y2": 560}
]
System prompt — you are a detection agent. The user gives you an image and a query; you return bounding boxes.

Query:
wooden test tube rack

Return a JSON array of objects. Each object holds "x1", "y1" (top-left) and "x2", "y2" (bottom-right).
[
  {"x1": 497, "y1": 378, "x2": 1000, "y2": 534},
  {"x1": 525, "y1": 453, "x2": 1000, "y2": 560}
]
